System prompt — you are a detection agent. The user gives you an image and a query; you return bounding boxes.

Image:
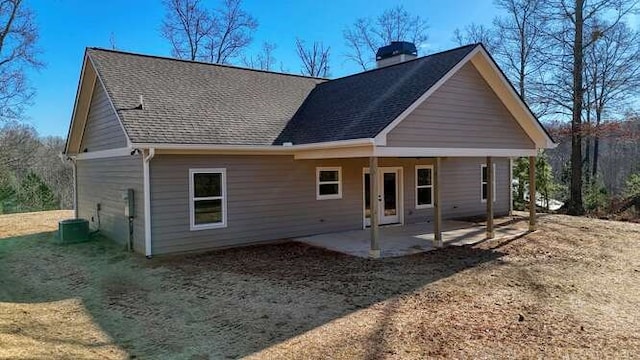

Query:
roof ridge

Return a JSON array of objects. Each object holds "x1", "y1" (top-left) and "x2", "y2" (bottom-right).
[
  {"x1": 324, "y1": 43, "x2": 480, "y2": 83},
  {"x1": 87, "y1": 47, "x2": 327, "y2": 81}
]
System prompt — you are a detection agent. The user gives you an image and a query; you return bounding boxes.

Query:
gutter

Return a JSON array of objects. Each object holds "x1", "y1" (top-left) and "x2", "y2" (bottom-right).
[
  {"x1": 142, "y1": 148, "x2": 155, "y2": 258},
  {"x1": 130, "y1": 138, "x2": 375, "y2": 152}
]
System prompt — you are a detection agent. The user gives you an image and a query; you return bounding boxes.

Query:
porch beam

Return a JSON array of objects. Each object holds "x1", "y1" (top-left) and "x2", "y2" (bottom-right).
[
  {"x1": 529, "y1": 155, "x2": 536, "y2": 231},
  {"x1": 486, "y1": 156, "x2": 494, "y2": 239},
  {"x1": 433, "y1": 157, "x2": 443, "y2": 247},
  {"x1": 369, "y1": 156, "x2": 380, "y2": 258}
]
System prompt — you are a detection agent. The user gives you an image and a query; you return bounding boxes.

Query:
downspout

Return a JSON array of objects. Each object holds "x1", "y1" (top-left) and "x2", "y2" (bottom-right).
[
  {"x1": 72, "y1": 158, "x2": 78, "y2": 218},
  {"x1": 143, "y1": 148, "x2": 155, "y2": 258},
  {"x1": 60, "y1": 153, "x2": 78, "y2": 218}
]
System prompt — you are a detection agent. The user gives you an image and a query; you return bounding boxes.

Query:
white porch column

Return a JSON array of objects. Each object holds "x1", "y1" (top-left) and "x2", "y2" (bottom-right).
[
  {"x1": 486, "y1": 156, "x2": 494, "y2": 239},
  {"x1": 529, "y1": 155, "x2": 536, "y2": 231},
  {"x1": 509, "y1": 157, "x2": 514, "y2": 216},
  {"x1": 434, "y1": 157, "x2": 443, "y2": 247},
  {"x1": 369, "y1": 156, "x2": 380, "y2": 258}
]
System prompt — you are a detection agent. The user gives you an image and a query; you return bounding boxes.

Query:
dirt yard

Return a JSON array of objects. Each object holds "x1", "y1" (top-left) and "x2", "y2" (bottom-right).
[{"x1": 0, "y1": 211, "x2": 639, "y2": 359}]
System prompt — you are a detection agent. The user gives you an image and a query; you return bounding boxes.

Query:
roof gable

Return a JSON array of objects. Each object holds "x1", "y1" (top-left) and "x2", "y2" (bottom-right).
[
  {"x1": 274, "y1": 44, "x2": 478, "y2": 145},
  {"x1": 66, "y1": 44, "x2": 554, "y2": 153},
  {"x1": 85, "y1": 48, "x2": 323, "y2": 146}
]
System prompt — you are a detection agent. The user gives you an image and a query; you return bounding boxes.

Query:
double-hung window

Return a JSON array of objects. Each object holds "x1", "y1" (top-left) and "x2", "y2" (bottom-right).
[
  {"x1": 316, "y1": 167, "x2": 342, "y2": 200},
  {"x1": 415, "y1": 165, "x2": 434, "y2": 209},
  {"x1": 189, "y1": 168, "x2": 227, "y2": 230},
  {"x1": 481, "y1": 164, "x2": 496, "y2": 202}
]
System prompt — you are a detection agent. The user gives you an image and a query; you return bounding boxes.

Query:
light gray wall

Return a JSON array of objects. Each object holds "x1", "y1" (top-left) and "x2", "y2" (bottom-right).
[
  {"x1": 386, "y1": 62, "x2": 534, "y2": 149},
  {"x1": 79, "y1": 81, "x2": 128, "y2": 152},
  {"x1": 76, "y1": 155, "x2": 145, "y2": 252},
  {"x1": 149, "y1": 155, "x2": 510, "y2": 255}
]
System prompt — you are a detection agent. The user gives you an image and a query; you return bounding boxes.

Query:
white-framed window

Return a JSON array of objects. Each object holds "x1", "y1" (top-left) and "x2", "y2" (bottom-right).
[
  {"x1": 415, "y1": 165, "x2": 434, "y2": 209},
  {"x1": 189, "y1": 168, "x2": 227, "y2": 230},
  {"x1": 481, "y1": 164, "x2": 496, "y2": 203},
  {"x1": 316, "y1": 167, "x2": 342, "y2": 200}
]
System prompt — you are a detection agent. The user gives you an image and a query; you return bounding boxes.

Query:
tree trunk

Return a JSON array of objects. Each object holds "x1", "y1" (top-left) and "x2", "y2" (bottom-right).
[
  {"x1": 568, "y1": 0, "x2": 585, "y2": 215},
  {"x1": 592, "y1": 109, "x2": 602, "y2": 179}
]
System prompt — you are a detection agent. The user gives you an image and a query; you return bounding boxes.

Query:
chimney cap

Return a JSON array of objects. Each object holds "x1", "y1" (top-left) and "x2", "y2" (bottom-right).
[{"x1": 376, "y1": 41, "x2": 418, "y2": 60}]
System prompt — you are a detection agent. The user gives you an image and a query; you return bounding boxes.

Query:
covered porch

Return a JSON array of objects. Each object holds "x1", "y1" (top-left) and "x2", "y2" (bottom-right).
[{"x1": 295, "y1": 215, "x2": 527, "y2": 258}]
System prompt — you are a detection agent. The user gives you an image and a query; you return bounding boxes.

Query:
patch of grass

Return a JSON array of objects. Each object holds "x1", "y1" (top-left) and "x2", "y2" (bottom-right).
[{"x1": 1, "y1": 210, "x2": 639, "y2": 359}]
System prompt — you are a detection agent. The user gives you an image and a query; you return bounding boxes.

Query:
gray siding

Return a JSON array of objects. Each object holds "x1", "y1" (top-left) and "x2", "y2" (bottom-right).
[
  {"x1": 79, "y1": 82, "x2": 128, "y2": 152},
  {"x1": 387, "y1": 63, "x2": 534, "y2": 149},
  {"x1": 76, "y1": 155, "x2": 145, "y2": 252},
  {"x1": 149, "y1": 155, "x2": 510, "y2": 255}
]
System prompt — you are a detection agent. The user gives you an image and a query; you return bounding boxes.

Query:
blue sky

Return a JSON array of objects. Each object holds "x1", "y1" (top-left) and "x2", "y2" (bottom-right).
[{"x1": 26, "y1": 0, "x2": 499, "y2": 137}]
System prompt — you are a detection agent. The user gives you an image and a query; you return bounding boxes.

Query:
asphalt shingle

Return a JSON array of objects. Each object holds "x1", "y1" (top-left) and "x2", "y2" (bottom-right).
[
  {"x1": 274, "y1": 44, "x2": 477, "y2": 145},
  {"x1": 87, "y1": 44, "x2": 478, "y2": 146},
  {"x1": 88, "y1": 48, "x2": 324, "y2": 145}
]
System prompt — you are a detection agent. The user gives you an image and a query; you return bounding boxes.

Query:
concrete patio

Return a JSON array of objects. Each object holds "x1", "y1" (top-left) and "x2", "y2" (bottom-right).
[{"x1": 295, "y1": 217, "x2": 527, "y2": 258}]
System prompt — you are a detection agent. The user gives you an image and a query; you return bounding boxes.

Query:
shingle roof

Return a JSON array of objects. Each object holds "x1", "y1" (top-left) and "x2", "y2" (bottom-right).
[
  {"x1": 87, "y1": 48, "x2": 324, "y2": 145},
  {"x1": 274, "y1": 44, "x2": 477, "y2": 145},
  {"x1": 87, "y1": 44, "x2": 477, "y2": 146}
]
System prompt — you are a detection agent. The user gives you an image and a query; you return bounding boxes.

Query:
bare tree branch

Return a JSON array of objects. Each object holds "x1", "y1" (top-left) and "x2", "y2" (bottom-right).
[
  {"x1": 160, "y1": 0, "x2": 256, "y2": 64},
  {"x1": 161, "y1": 0, "x2": 212, "y2": 61},
  {"x1": 0, "y1": 0, "x2": 41, "y2": 122},
  {"x1": 295, "y1": 38, "x2": 330, "y2": 78},
  {"x1": 343, "y1": 5, "x2": 428, "y2": 70},
  {"x1": 242, "y1": 41, "x2": 277, "y2": 71}
]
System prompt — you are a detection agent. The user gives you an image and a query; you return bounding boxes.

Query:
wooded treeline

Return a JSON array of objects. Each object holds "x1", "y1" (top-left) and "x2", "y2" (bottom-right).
[{"x1": 0, "y1": 122, "x2": 72, "y2": 214}]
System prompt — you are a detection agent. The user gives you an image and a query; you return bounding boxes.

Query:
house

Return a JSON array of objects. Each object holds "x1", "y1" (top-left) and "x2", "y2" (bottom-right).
[{"x1": 64, "y1": 42, "x2": 555, "y2": 258}]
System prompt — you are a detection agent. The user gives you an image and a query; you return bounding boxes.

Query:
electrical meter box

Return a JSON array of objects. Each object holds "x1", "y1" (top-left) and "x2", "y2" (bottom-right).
[{"x1": 123, "y1": 188, "x2": 135, "y2": 218}]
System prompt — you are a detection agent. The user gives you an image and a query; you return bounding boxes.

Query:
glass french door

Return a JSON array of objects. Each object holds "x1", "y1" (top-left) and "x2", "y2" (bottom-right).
[{"x1": 364, "y1": 168, "x2": 401, "y2": 226}]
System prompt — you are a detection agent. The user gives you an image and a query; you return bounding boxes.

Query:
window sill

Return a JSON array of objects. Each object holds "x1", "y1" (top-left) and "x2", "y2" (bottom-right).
[
  {"x1": 415, "y1": 204, "x2": 434, "y2": 210},
  {"x1": 317, "y1": 195, "x2": 342, "y2": 200},
  {"x1": 190, "y1": 222, "x2": 227, "y2": 231}
]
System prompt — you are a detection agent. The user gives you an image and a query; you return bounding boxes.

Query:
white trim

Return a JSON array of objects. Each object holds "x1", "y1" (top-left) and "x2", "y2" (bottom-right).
[
  {"x1": 73, "y1": 147, "x2": 133, "y2": 160},
  {"x1": 189, "y1": 168, "x2": 228, "y2": 231},
  {"x1": 374, "y1": 147, "x2": 538, "y2": 157},
  {"x1": 481, "y1": 163, "x2": 497, "y2": 203},
  {"x1": 372, "y1": 45, "x2": 555, "y2": 149},
  {"x1": 415, "y1": 165, "x2": 434, "y2": 209},
  {"x1": 69, "y1": 145, "x2": 538, "y2": 160},
  {"x1": 362, "y1": 166, "x2": 404, "y2": 227},
  {"x1": 87, "y1": 56, "x2": 133, "y2": 148},
  {"x1": 373, "y1": 46, "x2": 483, "y2": 145},
  {"x1": 316, "y1": 167, "x2": 342, "y2": 200},
  {"x1": 143, "y1": 148, "x2": 155, "y2": 257},
  {"x1": 77, "y1": 71, "x2": 97, "y2": 153},
  {"x1": 65, "y1": 53, "x2": 89, "y2": 155},
  {"x1": 132, "y1": 138, "x2": 374, "y2": 152}
]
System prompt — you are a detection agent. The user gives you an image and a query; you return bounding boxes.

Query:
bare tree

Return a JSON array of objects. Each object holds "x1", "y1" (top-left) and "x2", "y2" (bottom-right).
[
  {"x1": 161, "y1": 0, "x2": 256, "y2": 64},
  {"x1": 452, "y1": 24, "x2": 499, "y2": 52},
  {"x1": 0, "y1": 0, "x2": 41, "y2": 122},
  {"x1": 295, "y1": 38, "x2": 330, "y2": 77},
  {"x1": 493, "y1": 0, "x2": 547, "y2": 104},
  {"x1": 540, "y1": 0, "x2": 637, "y2": 215},
  {"x1": 205, "y1": 0, "x2": 257, "y2": 64},
  {"x1": 161, "y1": 0, "x2": 212, "y2": 61},
  {"x1": 343, "y1": 5, "x2": 428, "y2": 70},
  {"x1": 242, "y1": 42, "x2": 276, "y2": 71},
  {"x1": 584, "y1": 20, "x2": 640, "y2": 179}
]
